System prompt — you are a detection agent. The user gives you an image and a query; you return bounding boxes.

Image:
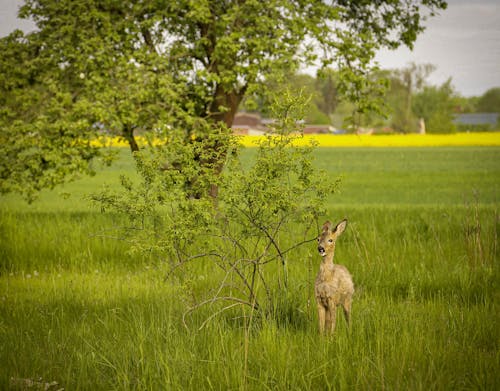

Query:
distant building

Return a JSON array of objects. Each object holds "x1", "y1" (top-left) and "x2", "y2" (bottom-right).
[
  {"x1": 232, "y1": 112, "x2": 261, "y2": 129},
  {"x1": 232, "y1": 112, "x2": 267, "y2": 135},
  {"x1": 454, "y1": 113, "x2": 499, "y2": 127},
  {"x1": 232, "y1": 112, "x2": 338, "y2": 135},
  {"x1": 303, "y1": 125, "x2": 334, "y2": 134}
]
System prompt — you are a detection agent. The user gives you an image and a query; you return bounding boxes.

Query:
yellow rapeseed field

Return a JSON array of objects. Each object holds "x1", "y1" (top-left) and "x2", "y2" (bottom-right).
[
  {"x1": 239, "y1": 132, "x2": 500, "y2": 147},
  {"x1": 96, "y1": 132, "x2": 500, "y2": 148}
]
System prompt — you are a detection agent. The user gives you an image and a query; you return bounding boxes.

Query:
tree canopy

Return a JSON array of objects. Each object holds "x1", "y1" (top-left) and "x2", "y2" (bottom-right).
[
  {"x1": 413, "y1": 78, "x2": 457, "y2": 133},
  {"x1": 476, "y1": 88, "x2": 500, "y2": 113},
  {"x1": 0, "y1": 0, "x2": 447, "y2": 201}
]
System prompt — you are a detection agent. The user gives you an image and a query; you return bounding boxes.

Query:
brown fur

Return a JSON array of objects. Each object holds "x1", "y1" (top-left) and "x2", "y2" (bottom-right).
[{"x1": 315, "y1": 219, "x2": 354, "y2": 335}]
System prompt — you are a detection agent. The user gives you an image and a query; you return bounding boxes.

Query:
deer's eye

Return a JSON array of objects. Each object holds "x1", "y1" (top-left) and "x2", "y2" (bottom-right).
[{"x1": 328, "y1": 239, "x2": 333, "y2": 243}]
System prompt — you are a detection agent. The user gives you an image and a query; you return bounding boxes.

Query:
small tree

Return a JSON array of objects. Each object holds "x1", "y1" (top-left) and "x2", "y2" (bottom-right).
[{"x1": 92, "y1": 92, "x2": 337, "y2": 327}]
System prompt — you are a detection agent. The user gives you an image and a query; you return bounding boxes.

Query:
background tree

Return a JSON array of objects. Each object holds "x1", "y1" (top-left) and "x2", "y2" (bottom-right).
[
  {"x1": 476, "y1": 87, "x2": 500, "y2": 113},
  {"x1": 453, "y1": 95, "x2": 479, "y2": 114},
  {"x1": 315, "y1": 69, "x2": 339, "y2": 121},
  {"x1": 412, "y1": 79, "x2": 457, "y2": 133},
  {"x1": 1, "y1": 0, "x2": 447, "y2": 201},
  {"x1": 386, "y1": 63, "x2": 436, "y2": 133},
  {"x1": 243, "y1": 72, "x2": 333, "y2": 125}
]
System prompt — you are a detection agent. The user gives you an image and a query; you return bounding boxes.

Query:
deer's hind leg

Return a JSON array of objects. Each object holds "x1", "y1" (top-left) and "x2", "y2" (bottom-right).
[
  {"x1": 342, "y1": 296, "x2": 352, "y2": 328},
  {"x1": 317, "y1": 303, "x2": 326, "y2": 334}
]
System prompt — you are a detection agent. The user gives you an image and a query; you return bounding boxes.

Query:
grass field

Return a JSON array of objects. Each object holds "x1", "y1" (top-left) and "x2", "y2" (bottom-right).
[{"x1": 1, "y1": 147, "x2": 499, "y2": 390}]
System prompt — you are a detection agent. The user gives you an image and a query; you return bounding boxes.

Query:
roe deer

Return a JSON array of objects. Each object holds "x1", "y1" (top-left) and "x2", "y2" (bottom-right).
[{"x1": 315, "y1": 219, "x2": 354, "y2": 335}]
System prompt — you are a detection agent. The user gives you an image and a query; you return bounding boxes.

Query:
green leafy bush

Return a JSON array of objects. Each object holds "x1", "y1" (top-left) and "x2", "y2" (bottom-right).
[{"x1": 91, "y1": 92, "x2": 338, "y2": 326}]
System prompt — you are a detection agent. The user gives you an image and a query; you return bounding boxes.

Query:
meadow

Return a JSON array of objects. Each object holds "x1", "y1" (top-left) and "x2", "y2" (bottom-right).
[{"x1": 1, "y1": 146, "x2": 499, "y2": 390}]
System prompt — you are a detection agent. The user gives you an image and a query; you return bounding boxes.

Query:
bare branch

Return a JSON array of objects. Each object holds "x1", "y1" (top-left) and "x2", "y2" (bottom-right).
[
  {"x1": 261, "y1": 236, "x2": 318, "y2": 265},
  {"x1": 182, "y1": 296, "x2": 258, "y2": 331},
  {"x1": 197, "y1": 303, "x2": 244, "y2": 331},
  {"x1": 164, "y1": 251, "x2": 222, "y2": 281}
]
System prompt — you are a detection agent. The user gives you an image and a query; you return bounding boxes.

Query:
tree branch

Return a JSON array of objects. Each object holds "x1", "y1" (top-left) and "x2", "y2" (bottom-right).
[{"x1": 182, "y1": 296, "x2": 259, "y2": 331}]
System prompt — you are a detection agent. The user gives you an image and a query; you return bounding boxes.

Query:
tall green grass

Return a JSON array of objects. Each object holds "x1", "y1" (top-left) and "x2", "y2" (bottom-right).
[{"x1": 1, "y1": 147, "x2": 499, "y2": 390}]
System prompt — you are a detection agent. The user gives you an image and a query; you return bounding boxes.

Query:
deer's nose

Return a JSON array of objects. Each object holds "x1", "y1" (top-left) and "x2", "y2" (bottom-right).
[{"x1": 318, "y1": 245, "x2": 324, "y2": 253}]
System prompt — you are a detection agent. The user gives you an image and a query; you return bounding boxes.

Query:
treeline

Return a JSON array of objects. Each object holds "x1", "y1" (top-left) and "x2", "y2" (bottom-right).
[{"x1": 242, "y1": 63, "x2": 500, "y2": 133}]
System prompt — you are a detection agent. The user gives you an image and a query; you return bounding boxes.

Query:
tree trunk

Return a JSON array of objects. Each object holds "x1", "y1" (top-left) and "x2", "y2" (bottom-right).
[
  {"x1": 205, "y1": 86, "x2": 245, "y2": 198},
  {"x1": 123, "y1": 124, "x2": 139, "y2": 153},
  {"x1": 166, "y1": 86, "x2": 245, "y2": 200},
  {"x1": 209, "y1": 85, "x2": 243, "y2": 128}
]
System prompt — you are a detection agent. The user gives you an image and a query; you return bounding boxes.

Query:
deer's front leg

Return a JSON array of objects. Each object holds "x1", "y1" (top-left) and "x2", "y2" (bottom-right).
[
  {"x1": 325, "y1": 302, "x2": 337, "y2": 335},
  {"x1": 317, "y1": 302, "x2": 326, "y2": 334}
]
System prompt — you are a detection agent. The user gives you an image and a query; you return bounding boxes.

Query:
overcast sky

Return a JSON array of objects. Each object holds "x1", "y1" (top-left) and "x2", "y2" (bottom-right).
[
  {"x1": 1, "y1": 0, "x2": 499, "y2": 97},
  {"x1": 375, "y1": 0, "x2": 500, "y2": 96}
]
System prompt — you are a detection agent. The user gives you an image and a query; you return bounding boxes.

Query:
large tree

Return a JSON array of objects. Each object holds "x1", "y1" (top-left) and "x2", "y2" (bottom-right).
[{"x1": 1, "y1": 0, "x2": 447, "y2": 200}]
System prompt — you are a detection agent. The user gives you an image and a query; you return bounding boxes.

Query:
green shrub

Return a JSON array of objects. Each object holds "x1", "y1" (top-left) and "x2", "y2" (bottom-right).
[{"x1": 91, "y1": 91, "x2": 338, "y2": 326}]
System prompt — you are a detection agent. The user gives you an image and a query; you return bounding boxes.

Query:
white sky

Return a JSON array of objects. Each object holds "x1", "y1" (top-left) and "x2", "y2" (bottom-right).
[
  {"x1": 375, "y1": 0, "x2": 500, "y2": 97},
  {"x1": 1, "y1": 0, "x2": 499, "y2": 97}
]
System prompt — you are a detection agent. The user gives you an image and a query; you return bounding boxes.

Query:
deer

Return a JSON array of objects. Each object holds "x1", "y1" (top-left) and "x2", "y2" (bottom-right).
[{"x1": 315, "y1": 219, "x2": 354, "y2": 335}]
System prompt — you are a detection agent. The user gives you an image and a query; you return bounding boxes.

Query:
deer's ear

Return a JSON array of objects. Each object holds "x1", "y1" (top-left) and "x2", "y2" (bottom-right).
[
  {"x1": 322, "y1": 221, "x2": 333, "y2": 233},
  {"x1": 333, "y1": 219, "x2": 347, "y2": 236}
]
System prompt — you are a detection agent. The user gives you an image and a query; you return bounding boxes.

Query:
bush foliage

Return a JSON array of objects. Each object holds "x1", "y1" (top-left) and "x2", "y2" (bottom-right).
[{"x1": 91, "y1": 93, "x2": 338, "y2": 324}]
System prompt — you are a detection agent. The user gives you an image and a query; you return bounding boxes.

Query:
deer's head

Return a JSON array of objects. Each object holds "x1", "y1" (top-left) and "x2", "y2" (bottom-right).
[{"x1": 317, "y1": 219, "x2": 347, "y2": 257}]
